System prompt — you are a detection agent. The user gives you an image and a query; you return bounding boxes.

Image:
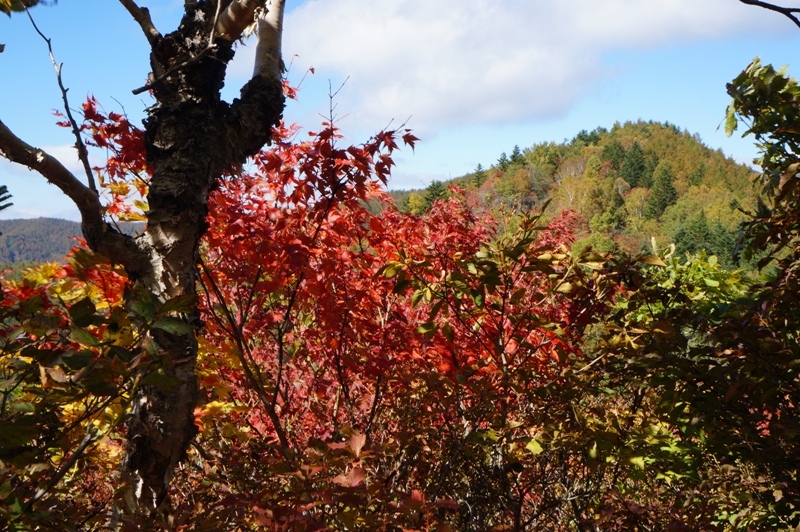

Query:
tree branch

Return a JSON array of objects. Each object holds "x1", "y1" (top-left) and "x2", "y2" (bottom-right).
[
  {"x1": 0, "y1": 119, "x2": 150, "y2": 278},
  {"x1": 215, "y1": 0, "x2": 265, "y2": 42},
  {"x1": 20, "y1": 425, "x2": 98, "y2": 515},
  {"x1": 739, "y1": 0, "x2": 800, "y2": 29},
  {"x1": 253, "y1": 0, "x2": 285, "y2": 80},
  {"x1": 223, "y1": 0, "x2": 286, "y2": 159},
  {"x1": 226, "y1": 74, "x2": 285, "y2": 160},
  {"x1": 25, "y1": 7, "x2": 97, "y2": 193},
  {"x1": 118, "y1": 0, "x2": 162, "y2": 47}
]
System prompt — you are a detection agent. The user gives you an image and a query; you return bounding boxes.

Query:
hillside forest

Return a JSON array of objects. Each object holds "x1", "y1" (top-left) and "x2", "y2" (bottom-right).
[
  {"x1": 0, "y1": 218, "x2": 81, "y2": 265},
  {"x1": 2, "y1": 1, "x2": 800, "y2": 530},
  {"x1": 393, "y1": 120, "x2": 756, "y2": 270},
  {"x1": 0, "y1": 122, "x2": 752, "y2": 271}
]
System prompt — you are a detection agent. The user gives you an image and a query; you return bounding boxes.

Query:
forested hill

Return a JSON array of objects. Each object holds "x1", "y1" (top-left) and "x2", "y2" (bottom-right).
[
  {"x1": 0, "y1": 218, "x2": 146, "y2": 266},
  {"x1": 0, "y1": 122, "x2": 756, "y2": 268},
  {"x1": 0, "y1": 218, "x2": 82, "y2": 264},
  {"x1": 392, "y1": 121, "x2": 757, "y2": 265}
]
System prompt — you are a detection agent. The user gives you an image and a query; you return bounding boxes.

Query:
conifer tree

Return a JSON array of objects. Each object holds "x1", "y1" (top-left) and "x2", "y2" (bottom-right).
[
  {"x1": 674, "y1": 210, "x2": 712, "y2": 254},
  {"x1": 497, "y1": 152, "x2": 510, "y2": 172},
  {"x1": 0, "y1": 185, "x2": 11, "y2": 212},
  {"x1": 687, "y1": 162, "x2": 707, "y2": 186},
  {"x1": 601, "y1": 139, "x2": 626, "y2": 173},
  {"x1": 423, "y1": 180, "x2": 448, "y2": 211},
  {"x1": 510, "y1": 145, "x2": 525, "y2": 166},
  {"x1": 644, "y1": 162, "x2": 678, "y2": 219},
  {"x1": 620, "y1": 141, "x2": 647, "y2": 187},
  {"x1": 473, "y1": 163, "x2": 487, "y2": 187}
]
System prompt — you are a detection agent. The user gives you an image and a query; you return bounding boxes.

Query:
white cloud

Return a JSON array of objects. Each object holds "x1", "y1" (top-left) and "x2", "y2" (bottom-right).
[{"x1": 244, "y1": 0, "x2": 785, "y2": 135}]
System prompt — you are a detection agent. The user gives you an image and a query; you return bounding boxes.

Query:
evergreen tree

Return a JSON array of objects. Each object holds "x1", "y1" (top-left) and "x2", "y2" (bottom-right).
[
  {"x1": 423, "y1": 180, "x2": 449, "y2": 211},
  {"x1": 709, "y1": 221, "x2": 737, "y2": 266},
  {"x1": 674, "y1": 210, "x2": 712, "y2": 254},
  {"x1": 0, "y1": 185, "x2": 11, "y2": 237},
  {"x1": 473, "y1": 163, "x2": 487, "y2": 187},
  {"x1": 510, "y1": 145, "x2": 525, "y2": 166},
  {"x1": 641, "y1": 150, "x2": 660, "y2": 189},
  {"x1": 0, "y1": 185, "x2": 12, "y2": 212},
  {"x1": 571, "y1": 128, "x2": 603, "y2": 146},
  {"x1": 601, "y1": 139, "x2": 626, "y2": 172},
  {"x1": 687, "y1": 162, "x2": 707, "y2": 187},
  {"x1": 644, "y1": 163, "x2": 678, "y2": 219},
  {"x1": 620, "y1": 142, "x2": 647, "y2": 187},
  {"x1": 497, "y1": 152, "x2": 510, "y2": 172},
  {"x1": 674, "y1": 211, "x2": 737, "y2": 266}
]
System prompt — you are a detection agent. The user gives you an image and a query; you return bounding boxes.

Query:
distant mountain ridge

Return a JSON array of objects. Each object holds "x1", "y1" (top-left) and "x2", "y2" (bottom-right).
[
  {"x1": 0, "y1": 218, "x2": 82, "y2": 264},
  {"x1": 0, "y1": 218, "x2": 146, "y2": 265}
]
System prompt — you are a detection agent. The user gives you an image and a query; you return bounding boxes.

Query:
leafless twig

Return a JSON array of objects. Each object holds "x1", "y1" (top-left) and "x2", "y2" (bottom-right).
[
  {"x1": 26, "y1": 8, "x2": 97, "y2": 193},
  {"x1": 118, "y1": 0, "x2": 162, "y2": 47},
  {"x1": 20, "y1": 424, "x2": 98, "y2": 514},
  {"x1": 739, "y1": 0, "x2": 800, "y2": 29}
]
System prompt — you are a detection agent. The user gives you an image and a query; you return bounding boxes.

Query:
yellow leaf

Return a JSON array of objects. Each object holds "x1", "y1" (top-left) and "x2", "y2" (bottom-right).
[{"x1": 526, "y1": 439, "x2": 544, "y2": 455}]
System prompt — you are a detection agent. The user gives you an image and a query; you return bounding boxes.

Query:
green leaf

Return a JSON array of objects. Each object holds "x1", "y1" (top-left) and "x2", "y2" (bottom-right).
[
  {"x1": 152, "y1": 317, "x2": 192, "y2": 335},
  {"x1": 130, "y1": 296, "x2": 157, "y2": 321},
  {"x1": 141, "y1": 369, "x2": 180, "y2": 390},
  {"x1": 471, "y1": 286, "x2": 485, "y2": 308},
  {"x1": 381, "y1": 261, "x2": 403, "y2": 279},
  {"x1": 392, "y1": 277, "x2": 411, "y2": 294},
  {"x1": 411, "y1": 289, "x2": 425, "y2": 307},
  {"x1": 70, "y1": 328, "x2": 99, "y2": 346},
  {"x1": 0, "y1": 418, "x2": 38, "y2": 449},
  {"x1": 11, "y1": 402, "x2": 35, "y2": 413},
  {"x1": 62, "y1": 350, "x2": 94, "y2": 370},
  {"x1": 725, "y1": 102, "x2": 738, "y2": 137},
  {"x1": 629, "y1": 456, "x2": 646, "y2": 469},
  {"x1": 159, "y1": 294, "x2": 197, "y2": 314},
  {"x1": 417, "y1": 321, "x2": 437, "y2": 338},
  {"x1": 441, "y1": 322, "x2": 454, "y2": 342},
  {"x1": 68, "y1": 297, "x2": 98, "y2": 328},
  {"x1": 703, "y1": 278, "x2": 720, "y2": 288},
  {"x1": 556, "y1": 282, "x2": 573, "y2": 294},
  {"x1": 428, "y1": 299, "x2": 445, "y2": 321}
]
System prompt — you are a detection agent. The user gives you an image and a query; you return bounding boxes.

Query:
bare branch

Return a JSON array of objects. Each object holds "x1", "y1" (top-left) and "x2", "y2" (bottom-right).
[
  {"x1": 739, "y1": 0, "x2": 800, "y2": 29},
  {"x1": 118, "y1": 0, "x2": 162, "y2": 47},
  {"x1": 25, "y1": 7, "x2": 97, "y2": 193},
  {"x1": 215, "y1": 0, "x2": 265, "y2": 42},
  {"x1": 21, "y1": 425, "x2": 98, "y2": 514},
  {"x1": 0, "y1": 119, "x2": 102, "y2": 221},
  {"x1": 0, "y1": 119, "x2": 150, "y2": 277}
]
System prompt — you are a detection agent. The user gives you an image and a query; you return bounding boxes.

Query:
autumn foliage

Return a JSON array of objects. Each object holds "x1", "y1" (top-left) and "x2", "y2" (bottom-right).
[{"x1": 2, "y1": 77, "x2": 800, "y2": 529}]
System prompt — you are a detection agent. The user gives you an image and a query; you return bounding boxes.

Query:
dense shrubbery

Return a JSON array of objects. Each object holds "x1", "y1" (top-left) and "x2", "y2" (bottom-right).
[{"x1": 2, "y1": 61, "x2": 800, "y2": 530}]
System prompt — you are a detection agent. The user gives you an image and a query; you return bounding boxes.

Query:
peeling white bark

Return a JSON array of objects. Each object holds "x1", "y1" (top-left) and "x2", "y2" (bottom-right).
[
  {"x1": 215, "y1": 0, "x2": 265, "y2": 42},
  {"x1": 253, "y1": 0, "x2": 285, "y2": 80}
]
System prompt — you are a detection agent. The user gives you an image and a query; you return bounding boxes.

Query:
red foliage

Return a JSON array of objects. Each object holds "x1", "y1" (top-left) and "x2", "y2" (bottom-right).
[{"x1": 8, "y1": 97, "x2": 622, "y2": 529}]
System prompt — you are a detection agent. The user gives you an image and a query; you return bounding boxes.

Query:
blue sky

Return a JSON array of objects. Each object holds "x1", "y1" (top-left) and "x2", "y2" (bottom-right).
[{"x1": 1, "y1": 0, "x2": 800, "y2": 220}]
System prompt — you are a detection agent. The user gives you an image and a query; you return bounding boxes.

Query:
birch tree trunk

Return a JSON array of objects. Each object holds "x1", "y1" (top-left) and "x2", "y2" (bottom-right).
[{"x1": 0, "y1": 0, "x2": 287, "y2": 512}]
